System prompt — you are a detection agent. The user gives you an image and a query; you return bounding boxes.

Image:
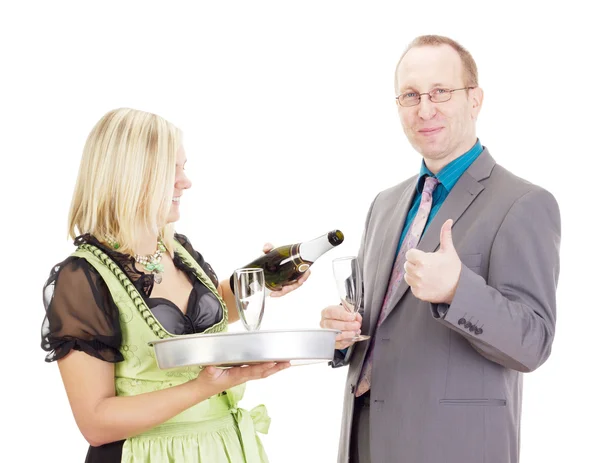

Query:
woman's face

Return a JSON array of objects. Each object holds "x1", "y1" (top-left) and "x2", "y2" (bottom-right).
[{"x1": 166, "y1": 145, "x2": 192, "y2": 224}]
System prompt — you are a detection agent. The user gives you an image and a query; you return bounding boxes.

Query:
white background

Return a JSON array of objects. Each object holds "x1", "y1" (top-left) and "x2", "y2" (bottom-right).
[{"x1": 1, "y1": 1, "x2": 597, "y2": 462}]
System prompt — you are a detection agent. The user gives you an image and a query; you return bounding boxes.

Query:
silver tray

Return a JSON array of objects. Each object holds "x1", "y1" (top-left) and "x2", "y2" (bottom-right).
[{"x1": 148, "y1": 328, "x2": 340, "y2": 369}]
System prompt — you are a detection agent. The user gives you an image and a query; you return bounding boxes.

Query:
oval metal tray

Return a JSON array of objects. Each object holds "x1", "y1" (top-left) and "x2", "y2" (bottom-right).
[{"x1": 148, "y1": 328, "x2": 340, "y2": 369}]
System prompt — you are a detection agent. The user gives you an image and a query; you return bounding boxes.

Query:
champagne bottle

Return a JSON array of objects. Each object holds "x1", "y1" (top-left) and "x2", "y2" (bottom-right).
[{"x1": 233, "y1": 230, "x2": 345, "y2": 291}]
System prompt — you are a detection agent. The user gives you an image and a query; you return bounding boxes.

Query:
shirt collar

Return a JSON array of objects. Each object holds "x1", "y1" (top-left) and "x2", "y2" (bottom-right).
[{"x1": 417, "y1": 139, "x2": 483, "y2": 193}]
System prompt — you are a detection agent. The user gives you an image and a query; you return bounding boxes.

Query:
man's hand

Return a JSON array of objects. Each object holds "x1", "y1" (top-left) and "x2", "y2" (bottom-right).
[
  {"x1": 320, "y1": 305, "x2": 363, "y2": 350},
  {"x1": 404, "y1": 219, "x2": 462, "y2": 304}
]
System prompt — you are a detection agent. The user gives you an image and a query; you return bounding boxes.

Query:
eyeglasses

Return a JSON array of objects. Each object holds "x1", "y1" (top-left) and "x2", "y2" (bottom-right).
[{"x1": 395, "y1": 87, "x2": 476, "y2": 107}]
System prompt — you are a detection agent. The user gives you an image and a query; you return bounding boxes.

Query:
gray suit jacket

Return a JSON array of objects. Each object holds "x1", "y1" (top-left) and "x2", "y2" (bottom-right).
[{"x1": 333, "y1": 149, "x2": 561, "y2": 463}]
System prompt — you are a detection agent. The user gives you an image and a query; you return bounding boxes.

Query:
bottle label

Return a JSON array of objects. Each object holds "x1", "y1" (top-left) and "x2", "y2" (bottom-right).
[{"x1": 290, "y1": 243, "x2": 310, "y2": 272}]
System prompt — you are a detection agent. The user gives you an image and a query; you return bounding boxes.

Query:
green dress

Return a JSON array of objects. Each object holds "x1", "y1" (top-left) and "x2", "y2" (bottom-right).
[{"x1": 46, "y1": 237, "x2": 271, "y2": 463}]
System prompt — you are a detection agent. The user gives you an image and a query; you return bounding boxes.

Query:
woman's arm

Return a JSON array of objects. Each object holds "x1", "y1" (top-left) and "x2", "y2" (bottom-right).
[
  {"x1": 217, "y1": 269, "x2": 311, "y2": 325},
  {"x1": 181, "y1": 238, "x2": 309, "y2": 324},
  {"x1": 218, "y1": 278, "x2": 240, "y2": 324},
  {"x1": 58, "y1": 349, "x2": 288, "y2": 447}
]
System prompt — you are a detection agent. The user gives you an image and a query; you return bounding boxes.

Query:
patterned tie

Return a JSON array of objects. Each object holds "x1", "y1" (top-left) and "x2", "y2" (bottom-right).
[{"x1": 355, "y1": 176, "x2": 439, "y2": 397}]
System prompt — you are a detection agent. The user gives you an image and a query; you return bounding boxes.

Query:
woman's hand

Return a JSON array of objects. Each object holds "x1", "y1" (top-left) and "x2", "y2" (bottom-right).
[
  {"x1": 196, "y1": 362, "x2": 291, "y2": 395},
  {"x1": 261, "y1": 242, "x2": 311, "y2": 298}
]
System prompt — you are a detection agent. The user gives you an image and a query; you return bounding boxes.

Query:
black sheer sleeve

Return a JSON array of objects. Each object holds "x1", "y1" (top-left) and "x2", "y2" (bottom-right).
[
  {"x1": 41, "y1": 256, "x2": 124, "y2": 363},
  {"x1": 174, "y1": 233, "x2": 220, "y2": 287}
]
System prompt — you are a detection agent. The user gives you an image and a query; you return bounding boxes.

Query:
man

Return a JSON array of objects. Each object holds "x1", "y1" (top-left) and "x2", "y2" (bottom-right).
[{"x1": 321, "y1": 35, "x2": 561, "y2": 463}]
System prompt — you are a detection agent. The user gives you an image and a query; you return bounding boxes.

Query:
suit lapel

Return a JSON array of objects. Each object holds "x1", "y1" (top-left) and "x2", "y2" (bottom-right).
[
  {"x1": 377, "y1": 149, "x2": 495, "y2": 325},
  {"x1": 366, "y1": 178, "x2": 417, "y2": 336}
]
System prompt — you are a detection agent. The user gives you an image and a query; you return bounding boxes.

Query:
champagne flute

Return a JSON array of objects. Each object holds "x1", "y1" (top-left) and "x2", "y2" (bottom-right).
[
  {"x1": 233, "y1": 268, "x2": 266, "y2": 331},
  {"x1": 332, "y1": 256, "x2": 370, "y2": 341}
]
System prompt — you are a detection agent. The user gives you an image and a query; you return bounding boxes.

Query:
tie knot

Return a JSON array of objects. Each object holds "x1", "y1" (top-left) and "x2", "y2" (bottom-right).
[{"x1": 423, "y1": 176, "x2": 439, "y2": 194}]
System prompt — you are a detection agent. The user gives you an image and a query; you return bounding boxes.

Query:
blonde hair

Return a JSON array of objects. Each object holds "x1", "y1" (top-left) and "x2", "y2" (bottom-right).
[
  {"x1": 68, "y1": 108, "x2": 181, "y2": 255},
  {"x1": 395, "y1": 35, "x2": 479, "y2": 94}
]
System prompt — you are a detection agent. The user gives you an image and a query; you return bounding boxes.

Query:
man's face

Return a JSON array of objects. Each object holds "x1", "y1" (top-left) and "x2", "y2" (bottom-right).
[{"x1": 395, "y1": 44, "x2": 482, "y2": 168}]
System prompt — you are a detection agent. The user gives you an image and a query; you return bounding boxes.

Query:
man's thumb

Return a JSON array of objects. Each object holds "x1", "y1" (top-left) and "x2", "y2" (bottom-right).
[{"x1": 439, "y1": 219, "x2": 455, "y2": 252}]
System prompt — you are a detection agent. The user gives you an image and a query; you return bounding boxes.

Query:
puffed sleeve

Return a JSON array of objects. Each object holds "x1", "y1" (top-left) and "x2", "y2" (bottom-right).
[
  {"x1": 41, "y1": 256, "x2": 124, "y2": 363},
  {"x1": 174, "y1": 233, "x2": 220, "y2": 287}
]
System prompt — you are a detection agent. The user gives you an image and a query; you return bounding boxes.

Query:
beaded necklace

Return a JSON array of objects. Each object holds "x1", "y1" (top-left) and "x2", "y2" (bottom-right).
[{"x1": 105, "y1": 236, "x2": 166, "y2": 284}]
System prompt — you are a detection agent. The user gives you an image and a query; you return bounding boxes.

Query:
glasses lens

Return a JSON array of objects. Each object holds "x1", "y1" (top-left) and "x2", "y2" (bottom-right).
[
  {"x1": 399, "y1": 95, "x2": 420, "y2": 107},
  {"x1": 430, "y1": 89, "x2": 452, "y2": 103}
]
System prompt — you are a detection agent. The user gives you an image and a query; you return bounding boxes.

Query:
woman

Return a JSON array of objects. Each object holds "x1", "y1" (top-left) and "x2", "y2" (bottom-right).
[{"x1": 41, "y1": 108, "x2": 306, "y2": 462}]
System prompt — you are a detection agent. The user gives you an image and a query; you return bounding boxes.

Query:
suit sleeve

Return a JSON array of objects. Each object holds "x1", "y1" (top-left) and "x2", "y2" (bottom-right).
[
  {"x1": 432, "y1": 188, "x2": 561, "y2": 372},
  {"x1": 330, "y1": 193, "x2": 380, "y2": 368}
]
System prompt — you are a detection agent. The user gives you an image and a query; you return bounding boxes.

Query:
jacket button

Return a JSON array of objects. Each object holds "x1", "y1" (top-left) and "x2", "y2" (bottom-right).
[
  {"x1": 469, "y1": 325, "x2": 476, "y2": 332},
  {"x1": 351, "y1": 385, "x2": 355, "y2": 393},
  {"x1": 458, "y1": 318, "x2": 466, "y2": 325},
  {"x1": 475, "y1": 328, "x2": 483, "y2": 335},
  {"x1": 464, "y1": 322, "x2": 472, "y2": 329}
]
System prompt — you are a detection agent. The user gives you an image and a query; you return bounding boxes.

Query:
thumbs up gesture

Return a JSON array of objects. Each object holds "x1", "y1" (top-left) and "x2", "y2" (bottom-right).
[{"x1": 403, "y1": 219, "x2": 462, "y2": 304}]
